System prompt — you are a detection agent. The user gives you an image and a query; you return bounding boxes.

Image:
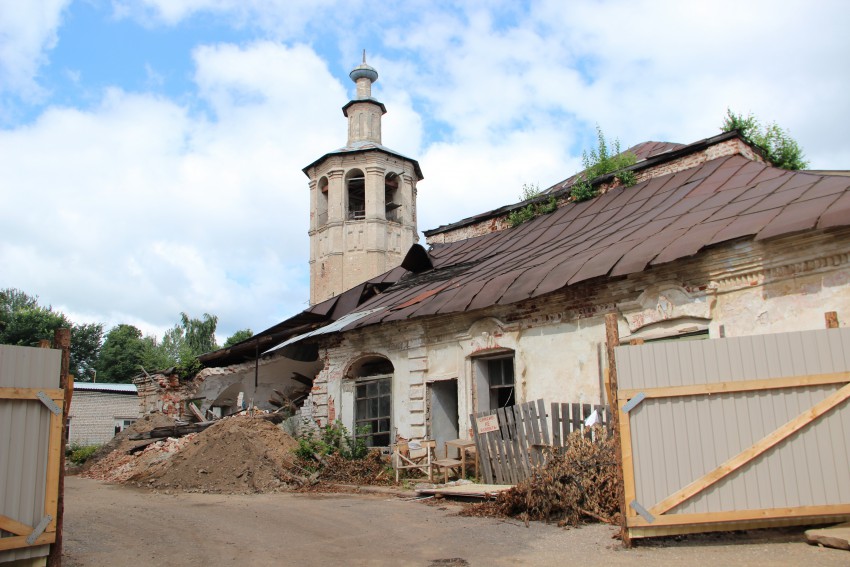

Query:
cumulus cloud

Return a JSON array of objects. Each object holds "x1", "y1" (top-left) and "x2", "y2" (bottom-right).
[
  {"x1": 0, "y1": 0, "x2": 71, "y2": 107},
  {"x1": 0, "y1": 42, "x2": 348, "y2": 338}
]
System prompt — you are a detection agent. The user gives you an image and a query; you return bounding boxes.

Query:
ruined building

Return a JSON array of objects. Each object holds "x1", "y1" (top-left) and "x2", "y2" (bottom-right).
[{"x1": 197, "y1": 60, "x2": 850, "y2": 455}]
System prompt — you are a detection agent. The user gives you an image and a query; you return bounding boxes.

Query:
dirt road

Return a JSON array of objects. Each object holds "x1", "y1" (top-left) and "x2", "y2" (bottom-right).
[{"x1": 63, "y1": 477, "x2": 846, "y2": 566}]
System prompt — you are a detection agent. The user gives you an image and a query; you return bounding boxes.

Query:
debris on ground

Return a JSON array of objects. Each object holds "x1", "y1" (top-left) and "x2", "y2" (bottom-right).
[
  {"x1": 416, "y1": 480, "x2": 512, "y2": 499},
  {"x1": 296, "y1": 451, "x2": 395, "y2": 490},
  {"x1": 462, "y1": 426, "x2": 620, "y2": 527},
  {"x1": 805, "y1": 522, "x2": 850, "y2": 551}
]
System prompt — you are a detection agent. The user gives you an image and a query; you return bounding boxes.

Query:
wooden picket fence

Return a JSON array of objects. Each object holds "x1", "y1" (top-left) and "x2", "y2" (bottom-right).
[
  {"x1": 550, "y1": 402, "x2": 611, "y2": 447},
  {"x1": 471, "y1": 399, "x2": 611, "y2": 484}
]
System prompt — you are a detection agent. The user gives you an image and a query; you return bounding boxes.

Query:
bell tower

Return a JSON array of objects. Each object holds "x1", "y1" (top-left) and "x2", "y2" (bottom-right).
[{"x1": 304, "y1": 53, "x2": 423, "y2": 305}]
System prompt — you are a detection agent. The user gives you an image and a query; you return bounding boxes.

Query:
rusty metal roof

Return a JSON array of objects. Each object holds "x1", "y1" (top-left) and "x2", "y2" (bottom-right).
[{"x1": 342, "y1": 153, "x2": 850, "y2": 331}]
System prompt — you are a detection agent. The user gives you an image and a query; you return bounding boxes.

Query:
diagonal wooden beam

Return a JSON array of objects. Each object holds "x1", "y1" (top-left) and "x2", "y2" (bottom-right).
[
  {"x1": 0, "y1": 515, "x2": 33, "y2": 537},
  {"x1": 650, "y1": 381, "x2": 850, "y2": 517}
]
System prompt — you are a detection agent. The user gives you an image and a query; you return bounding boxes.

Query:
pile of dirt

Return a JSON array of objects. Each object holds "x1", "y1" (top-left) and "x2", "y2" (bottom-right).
[
  {"x1": 130, "y1": 415, "x2": 302, "y2": 493},
  {"x1": 463, "y1": 426, "x2": 621, "y2": 527}
]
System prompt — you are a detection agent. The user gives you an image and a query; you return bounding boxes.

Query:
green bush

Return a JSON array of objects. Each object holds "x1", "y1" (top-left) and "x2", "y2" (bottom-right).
[
  {"x1": 296, "y1": 420, "x2": 369, "y2": 461},
  {"x1": 67, "y1": 444, "x2": 101, "y2": 465}
]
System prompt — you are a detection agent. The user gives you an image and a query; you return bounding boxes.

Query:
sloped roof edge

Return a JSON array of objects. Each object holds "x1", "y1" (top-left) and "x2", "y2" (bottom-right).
[{"x1": 424, "y1": 131, "x2": 745, "y2": 237}]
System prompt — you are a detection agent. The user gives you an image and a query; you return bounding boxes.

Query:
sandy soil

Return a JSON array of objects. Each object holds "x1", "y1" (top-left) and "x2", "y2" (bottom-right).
[{"x1": 63, "y1": 476, "x2": 847, "y2": 567}]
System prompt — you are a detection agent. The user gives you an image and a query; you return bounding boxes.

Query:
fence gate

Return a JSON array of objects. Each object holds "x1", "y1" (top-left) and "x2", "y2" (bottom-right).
[
  {"x1": 615, "y1": 328, "x2": 850, "y2": 539},
  {"x1": 0, "y1": 345, "x2": 64, "y2": 562}
]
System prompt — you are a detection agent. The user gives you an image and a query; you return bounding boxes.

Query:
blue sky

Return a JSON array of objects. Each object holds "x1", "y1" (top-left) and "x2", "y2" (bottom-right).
[{"x1": 2, "y1": 0, "x2": 849, "y2": 350}]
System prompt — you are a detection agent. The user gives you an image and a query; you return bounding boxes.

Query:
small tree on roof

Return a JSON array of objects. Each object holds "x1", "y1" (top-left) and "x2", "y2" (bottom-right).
[{"x1": 721, "y1": 109, "x2": 808, "y2": 171}]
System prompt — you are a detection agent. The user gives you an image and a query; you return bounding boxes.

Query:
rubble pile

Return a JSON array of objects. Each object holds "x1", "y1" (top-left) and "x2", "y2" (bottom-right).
[
  {"x1": 84, "y1": 434, "x2": 196, "y2": 483},
  {"x1": 129, "y1": 415, "x2": 301, "y2": 493},
  {"x1": 81, "y1": 413, "x2": 178, "y2": 472},
  {"x1": 464, "y1": 426, "x2": 621, "y2": 527}
]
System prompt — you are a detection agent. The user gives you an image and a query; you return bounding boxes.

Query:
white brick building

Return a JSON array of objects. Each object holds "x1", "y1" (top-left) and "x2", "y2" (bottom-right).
[{"x1": 68, "y1": 383, "x2": 141, "y2": 446}]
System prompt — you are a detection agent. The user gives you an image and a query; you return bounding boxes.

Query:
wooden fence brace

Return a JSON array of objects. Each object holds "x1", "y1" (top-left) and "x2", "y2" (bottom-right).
[{"x1": 605, "y1": 312, "x2": 630, "y2": 547}]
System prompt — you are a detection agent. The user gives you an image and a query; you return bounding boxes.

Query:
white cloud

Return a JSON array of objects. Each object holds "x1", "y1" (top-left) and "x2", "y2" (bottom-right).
[
  {"x1": 0, "y1": 0, "x2": 71, "y2": 105},
  {"x1": 0, "y1": 42, "x2": 345, "y2": 338}
]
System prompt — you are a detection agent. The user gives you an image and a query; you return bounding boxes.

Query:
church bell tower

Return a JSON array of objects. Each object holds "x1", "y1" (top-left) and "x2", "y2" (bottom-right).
[{"x1": 304, "y1": 54, "x2": 423, "y2": 305}]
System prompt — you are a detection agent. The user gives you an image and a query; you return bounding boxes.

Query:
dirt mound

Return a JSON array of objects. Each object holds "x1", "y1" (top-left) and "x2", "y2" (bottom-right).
[{"x1": 130, "y1": 415, "x2": 301, "y2": 493}]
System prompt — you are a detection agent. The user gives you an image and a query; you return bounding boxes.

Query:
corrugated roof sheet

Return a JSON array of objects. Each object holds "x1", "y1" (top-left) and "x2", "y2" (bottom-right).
[
  {"x1": 341, "y1": 154, "x2": 850, "y2": 331},
  {"x1": 74, "y1": 382, "x2": 137, "y2": 393}
]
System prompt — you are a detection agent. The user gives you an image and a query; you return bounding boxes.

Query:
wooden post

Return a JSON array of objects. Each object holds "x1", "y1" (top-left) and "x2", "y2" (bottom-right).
[
  {"x1": 825, "y1": 311, "x2": 839, "y2": 329},
  {"x1": 47, "y1": 328, "x2": 70, "y2": 567},
  {"x1": 604, "y1": 312, "x2": 630, "y2": 546}
]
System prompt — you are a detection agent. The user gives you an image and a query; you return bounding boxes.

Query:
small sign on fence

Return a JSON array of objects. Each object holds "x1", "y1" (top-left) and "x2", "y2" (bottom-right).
[{"x1": 476, "y1": 414, "x2": 500, "y2": 434}]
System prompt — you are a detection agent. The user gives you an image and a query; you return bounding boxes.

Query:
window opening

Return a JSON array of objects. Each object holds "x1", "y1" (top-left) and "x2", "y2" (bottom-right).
[
  {"x1": 114, "y1": 418, "x2": 137, "y2": 436},
  {"x1": 385, "y1": 172, "x2": 401, "y2": 222},
  {"x1": 347, "y1": 173, "x2": 365, "y2": 220},
  {"x1": 355, "y1": 376, "x2": 391, "y2": 447},
  {"x1": 487, "y1": 357, "x2": 515, "y2": 409},
  {"x1": 317, "y1": 176, "x2": 329, "y2": 226},
  {"x1": 474, "y1": 353, "x2": 515, "y2": 413}
]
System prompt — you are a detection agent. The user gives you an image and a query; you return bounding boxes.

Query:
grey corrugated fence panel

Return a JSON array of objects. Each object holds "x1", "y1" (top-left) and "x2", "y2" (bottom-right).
[
  {"x1": 614, "y1": 328, "x2": 850, "y2": 532},
  {"x1": 0, "y1": 345, "x2": 61, "y2": 562}
]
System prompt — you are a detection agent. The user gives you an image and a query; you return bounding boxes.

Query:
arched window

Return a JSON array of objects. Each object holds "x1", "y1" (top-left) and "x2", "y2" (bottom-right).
[
  {"x1": 317, "y1": 176, "x2": 329, "y2": 226},
  {"x1": 349, "y1": 355, "x2": 393, "y2": 447},
  {"x1": 384, "y1": 172, "x2": 401, "y2": 222},
  {"x1": 346, "y1": 169, "x2": 365, "y2": 220}
]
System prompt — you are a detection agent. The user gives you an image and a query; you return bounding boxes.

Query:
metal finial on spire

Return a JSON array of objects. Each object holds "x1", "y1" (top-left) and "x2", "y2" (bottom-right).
[{"x1": 350, "y1": 51, "x2": 378, "y2": 87}]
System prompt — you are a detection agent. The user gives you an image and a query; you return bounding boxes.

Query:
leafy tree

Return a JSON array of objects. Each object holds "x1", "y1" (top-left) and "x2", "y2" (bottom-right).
[
  {"x1": 1, "y1": 288, "x2": 104, "y2": 380},
  {"x1": 721, "y1": 109, "x2": 808, "y2": 170},
  {"x1": 96, "y1": 324, "x2": 147, "y2": 383},
  {"x1": 138, "y1": 312, "x2": 220, "y2": 380},
  {"x1": 179, "y1": 312, "x2": 219, "y2": 355},
  {"x1": 0, "y1": 288, "x2": 71, "y2": 346},
  {"x1": 70, "y1": 322, "x2": 103, "y2": 381},
  {"x1": 224, "y1": 328, "x2": 253, "y2": 348},
  {"x1": 570, "y1": 127, "x2": 637, "y2": 202}
]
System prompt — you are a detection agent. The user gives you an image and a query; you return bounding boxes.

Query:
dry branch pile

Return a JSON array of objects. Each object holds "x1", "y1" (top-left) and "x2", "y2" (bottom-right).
[
  {"x1": 299, "y1": 451, "x2": 393, "y2": 488},
  {"x1": 465, "y1": 427, "x2": 621, "y2": 527}
]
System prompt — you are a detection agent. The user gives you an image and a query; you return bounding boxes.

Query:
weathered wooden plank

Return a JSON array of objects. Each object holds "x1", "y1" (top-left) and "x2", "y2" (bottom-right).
[
  {"x1": 470, "y1": 412, "x2": 494, "y2": 484},
  {"x1": 496, "y1": 408, "x2": 515, "y2": 484},
  {"x1": 551, "y1": 403, "x2": 562, "y2": 447},
  {"x1": 571, "y1": 402, "x2": 582, "y2": 433},
  {"x1": 536, "y1": 399, "x2": 550, "y2": 446},
  {"x1": 504, "y1": 407, "x2": 525, "y2": 483},
  {"x1": 512, "y1": 404, "x2": 532, "y2": 478}
]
